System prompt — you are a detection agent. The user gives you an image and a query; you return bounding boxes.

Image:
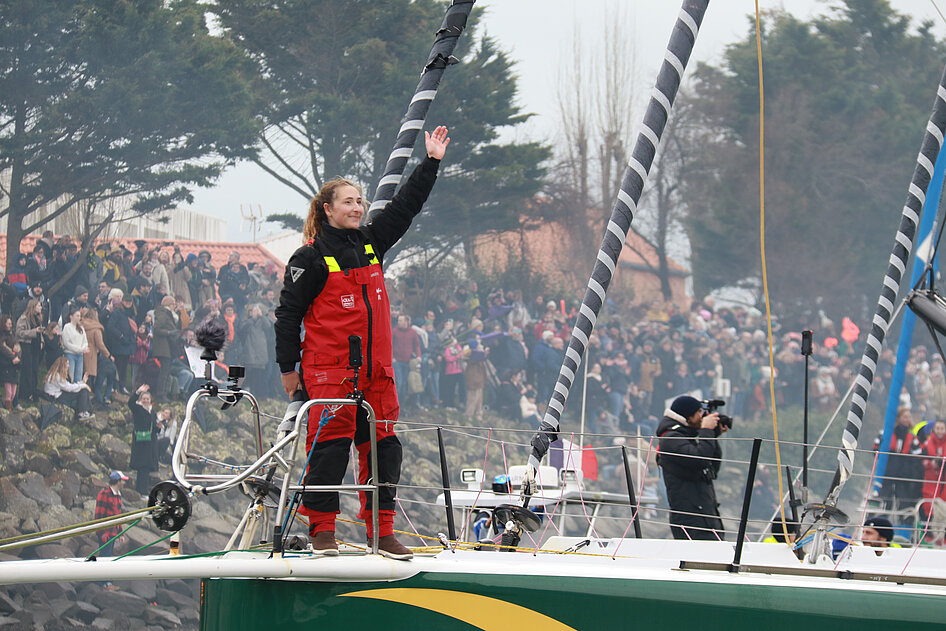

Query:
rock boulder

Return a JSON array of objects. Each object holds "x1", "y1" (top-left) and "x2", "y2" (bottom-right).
[
  {"x1": 89, "y1": 589, "x2": 148, "y2": 616},
  {"x1": 60, "y1": 449, "x2": 99, "y2": 477},
  {"x1": 0, "y1": 477, "x2": 40, "y2": 523},
  {"x1": 17, "y1": 471, "x2": 63, "y2": 507},
  {"x1": 98, "y1": 434, "x2": 131, "y2": 470}
]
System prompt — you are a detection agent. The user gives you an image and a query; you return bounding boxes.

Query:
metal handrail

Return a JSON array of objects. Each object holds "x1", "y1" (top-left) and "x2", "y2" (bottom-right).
[
  {"x1": 169, "y1": 384, "x2": 381, "y2": 555},
  {"x1": 271, "y1": 397, "x2": 380, "y2": 556}
]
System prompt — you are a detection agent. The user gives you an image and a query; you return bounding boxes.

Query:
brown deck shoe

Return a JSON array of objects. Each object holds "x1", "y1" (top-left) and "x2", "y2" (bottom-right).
[
  {"x1": 309, "y1": 531, "x2": 339, "y2": 556},
  {"x1": 368, "y1": 535, "x2": 413, "y2": 560}
]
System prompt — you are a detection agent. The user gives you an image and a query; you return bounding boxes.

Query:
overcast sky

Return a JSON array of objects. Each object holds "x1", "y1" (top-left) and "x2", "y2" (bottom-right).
[{"x1": 186, "y1": 0, "x2": 943, "y2": 242}]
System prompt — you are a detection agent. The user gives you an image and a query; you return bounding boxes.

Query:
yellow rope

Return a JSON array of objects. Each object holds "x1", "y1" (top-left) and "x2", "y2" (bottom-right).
[
  {"x1": 754, "y1": 1, "x2": 789, "y2": 540},
  {"x1": 332, "y1": 516, "x2": 646, "y2": 559}
]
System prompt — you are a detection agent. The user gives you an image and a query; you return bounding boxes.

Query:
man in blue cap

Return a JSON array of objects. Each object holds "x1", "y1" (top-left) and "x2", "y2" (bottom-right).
[
  {"x1": 656, "y1": 395, "x2": 728, "y2": 540},
  {"x1": 94, "y1": 470, "x2": 129, "y2": 590}
]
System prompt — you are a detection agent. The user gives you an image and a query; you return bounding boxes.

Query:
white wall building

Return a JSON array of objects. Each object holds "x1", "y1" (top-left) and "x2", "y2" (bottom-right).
[{"x1": 0, "y1": 173, "x2": 225, "y2": 242}]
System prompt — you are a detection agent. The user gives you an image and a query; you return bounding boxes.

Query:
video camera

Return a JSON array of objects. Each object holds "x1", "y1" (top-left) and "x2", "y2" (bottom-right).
[
  {"x1": 702, "y1": 398, "x2": 733, "y2": 430},
  {"x1": 227, "y1": 365, "x2": 245, "y2": 388}
]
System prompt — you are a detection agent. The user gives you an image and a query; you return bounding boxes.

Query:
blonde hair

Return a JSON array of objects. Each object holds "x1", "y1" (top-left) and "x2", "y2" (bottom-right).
[
  {"x1": 303, "y1": 178, "x2": 363, "y2": 242},
  {"x1": 45, "y1": 356, "x2": 71, "y2": 384},
  {"x1": 23, "y1": 299, "x2": 42, "y2": 327}
]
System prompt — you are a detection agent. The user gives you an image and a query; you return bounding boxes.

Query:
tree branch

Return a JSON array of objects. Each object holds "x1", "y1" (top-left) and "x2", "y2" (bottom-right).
[
  {"x1": 21, "y1": 197, "x2": 83, "y2": 234},
  {"x1": 250, "y1": 155, "x2": 314, "y2": 201},
  {"x1": 46, "y1": 211, "x2": 115, "y2": 297},
  {"x1": 258, "y1": 132, "x2": 317, "y2": 197}
]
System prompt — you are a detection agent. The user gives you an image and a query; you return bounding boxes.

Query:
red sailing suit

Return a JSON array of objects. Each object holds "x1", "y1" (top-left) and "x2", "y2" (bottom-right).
[
  {"x1": 922, "y1": 431, "x2": 946, "y2": 505},
  {"x1": 299, "y1": 242, "x2": 399, "y2": 535},
  {"x1": 274, "y1": 157, "x2": 440, "y2": 538}
]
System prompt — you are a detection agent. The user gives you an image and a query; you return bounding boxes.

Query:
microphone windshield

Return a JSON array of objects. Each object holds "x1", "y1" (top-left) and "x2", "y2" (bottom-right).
[{"x1": 195, "y1": 318, "x2": 227, "y2": 353}]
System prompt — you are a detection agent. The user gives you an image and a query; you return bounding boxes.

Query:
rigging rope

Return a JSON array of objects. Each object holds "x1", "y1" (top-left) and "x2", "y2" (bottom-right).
[
  {"x1": 368, "y1": 0, "x2": 475, "y2": 218},
  {"x1": 825, "y1": 61, "x2": 946, "y2": 505},
  {"x1": 753, "y1": 0, "x2": 789, "y2": 546},
  {"x1": 930, "y1": 0, "x2": 946, "y2": 25},
  {"x1": 524, "y1": 0, "x2": 710, "y2": 499}
]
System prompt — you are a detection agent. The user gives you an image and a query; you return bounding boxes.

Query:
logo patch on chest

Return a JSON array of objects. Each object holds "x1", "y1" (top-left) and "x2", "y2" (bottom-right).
[{"x1": 341, "y1": 294, "x2": 355, "y2": 309}]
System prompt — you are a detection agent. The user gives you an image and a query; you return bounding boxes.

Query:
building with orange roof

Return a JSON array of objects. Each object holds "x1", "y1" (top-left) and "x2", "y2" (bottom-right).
[
  {"x1": 472, "y1": 216, "x2": 690, "y2": 309},
  {"x1": 0, "y1": 235, "x2": 284, "y2": 275}
]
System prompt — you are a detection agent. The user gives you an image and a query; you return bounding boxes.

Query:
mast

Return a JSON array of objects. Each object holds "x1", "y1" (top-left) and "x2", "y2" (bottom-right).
[
  {"x1": 368, "y1": 0, "x2": 475, "y2": 219},
  {"x1": 873, "y1": 145, "x2": 946, "y2": 495},
  {"x1": 824, "y1": 64, "x2": 946, "y2": 505},
  {"x1": 523, "y1": 0, "x2": 710, "y2": 497}
]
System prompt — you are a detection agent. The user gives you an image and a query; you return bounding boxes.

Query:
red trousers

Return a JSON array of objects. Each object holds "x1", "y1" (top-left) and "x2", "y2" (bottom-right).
[{"x1": 298, "y1": 365, "x2": 402, "y2": 538}]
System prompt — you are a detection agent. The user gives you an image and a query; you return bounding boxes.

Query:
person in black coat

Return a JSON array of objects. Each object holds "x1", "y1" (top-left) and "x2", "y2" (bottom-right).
[
  {"x1": 128, "y1": 384, "x2": 169, "y2": 495},
  {"x1": 104, "y1": 292, "x2": 137, "y2": 391},
  {"x1": 656, "y1": 395, "x2": 728, "y2": 540},
  {"x1": 490, "y1": 327, "x2": 528, "y2": 376}
]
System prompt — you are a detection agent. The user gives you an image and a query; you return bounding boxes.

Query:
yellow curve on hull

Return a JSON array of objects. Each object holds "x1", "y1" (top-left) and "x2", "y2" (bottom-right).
[{"x1": 340, "y1": 588, "x2": 578, "y2": 631}]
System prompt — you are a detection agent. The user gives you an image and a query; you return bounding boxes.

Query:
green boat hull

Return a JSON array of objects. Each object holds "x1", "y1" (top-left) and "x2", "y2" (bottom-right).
[{"x1": 200, "y1": 571, "x2": 946, "y2": 630}]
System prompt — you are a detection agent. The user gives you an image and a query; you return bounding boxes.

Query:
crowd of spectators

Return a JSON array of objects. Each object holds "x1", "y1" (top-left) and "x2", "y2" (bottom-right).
[
  {"x1": 0, "y1": 231, "x2": 283, "y2": 415},
  {"x1": 385, "y1": 275, "x2": 881, "y2": 436},
  {"x1": 386, "y1": 272, "x2": 946, "y2": 528},
  {"x1": 2, "y1": 232, "x2": 944, "y2": 527}
]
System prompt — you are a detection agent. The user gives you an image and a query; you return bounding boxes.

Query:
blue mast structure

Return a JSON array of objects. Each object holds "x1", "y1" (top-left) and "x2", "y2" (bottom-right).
[{"x1": 875, "y1": 145, "x2": 946, "y2": 491}]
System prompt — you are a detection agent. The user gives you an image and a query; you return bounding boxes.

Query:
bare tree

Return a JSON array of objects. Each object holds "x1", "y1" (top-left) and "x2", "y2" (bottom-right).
[
  {"x1": 555, "y1": 30, "x2": 592, "y2": 216},
  {"x1": 595, "y1": 12, "x2": 640, "y2": 211},
  {"x1": 628, "y1": 98, "x2": 696, "y2": 301},
  {"x1": 551, "y1": 5, "x2": 646, "y2": 265}
]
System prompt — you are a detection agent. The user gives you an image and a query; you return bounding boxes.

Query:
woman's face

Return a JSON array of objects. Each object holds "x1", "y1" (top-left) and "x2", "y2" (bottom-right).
[
  {"x1": 934, "y1": 421, "x2": 946, "y2": 440},
  {"x1": 138, "y1": 324, "x2": 147, "y2": 335},
  {"x1": 70, "y1": 310, "x2": 81, "y2": 324},
  {"x1": 140, "y1": 393, "x2": 152, "y2": 407},
  {"x1": 324, "y1": 185, "x2": 363, "y2": 230},
  {"x1": 34, "y1": 302, "x2": 42, "y2": 315}
]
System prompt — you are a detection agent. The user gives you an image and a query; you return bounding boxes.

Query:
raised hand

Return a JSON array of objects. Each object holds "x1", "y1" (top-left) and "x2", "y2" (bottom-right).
[{"x1": 425, "y1": 125, "x2": 451, "y2": 160}]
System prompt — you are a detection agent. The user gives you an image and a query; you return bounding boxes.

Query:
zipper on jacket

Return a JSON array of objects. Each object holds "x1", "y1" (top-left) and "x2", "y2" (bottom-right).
[{"x1": 362, "y1": 284, "x2": 373, "y2": 381}]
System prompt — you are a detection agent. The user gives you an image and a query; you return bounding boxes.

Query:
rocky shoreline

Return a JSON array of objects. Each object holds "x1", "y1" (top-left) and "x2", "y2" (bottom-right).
[
  {"x1": 0, "y1": 395, "x2": 665, "y2": 630},
  {"x1": 0, "y1": 400, "x2": 278, "y2": 630}
]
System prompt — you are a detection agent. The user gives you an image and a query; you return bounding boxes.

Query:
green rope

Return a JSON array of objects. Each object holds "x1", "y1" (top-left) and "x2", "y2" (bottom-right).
[
  {"x1": 86, "y1": 518, "x2": 144, "y2": 560},
  {"x1": 114, "y1": 530, "x2": 176, "y2": 560}
]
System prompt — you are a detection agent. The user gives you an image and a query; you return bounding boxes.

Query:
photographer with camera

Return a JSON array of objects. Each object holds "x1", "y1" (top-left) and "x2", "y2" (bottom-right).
[{"x1": 656, "y1": 395, "x2": 730, "y2": 540}]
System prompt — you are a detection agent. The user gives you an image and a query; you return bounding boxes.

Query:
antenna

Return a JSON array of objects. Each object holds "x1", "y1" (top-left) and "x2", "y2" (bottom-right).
[{"x1": 239, "y1": 204, "x2": 264, "y2": 242}]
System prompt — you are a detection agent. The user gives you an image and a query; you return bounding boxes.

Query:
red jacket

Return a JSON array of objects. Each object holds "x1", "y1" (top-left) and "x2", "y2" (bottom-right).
[
  {"x1": 301, "y1": 243, "x2": 392, "y2": 380},
  {"x1": 922, "y1": 432, "x2": 946, "y2": 502},
  {"x1": 275, "y1": 158, "x2": 440, "y2": 380},
  {"x1": 391, "y1": 326, "x2": 420, "y2": 363}
]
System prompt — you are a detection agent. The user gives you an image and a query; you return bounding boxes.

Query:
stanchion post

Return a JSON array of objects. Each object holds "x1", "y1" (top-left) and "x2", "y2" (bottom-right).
[
  {"x1": 621, "y1": 446, "x2": 643, "y2": 538},
  {"x1": 731, "y1": 438, "x2": 763, "y2": 572},
  {"x1": 437, "y1": 428, "x2": 457, "y2": 541}
]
